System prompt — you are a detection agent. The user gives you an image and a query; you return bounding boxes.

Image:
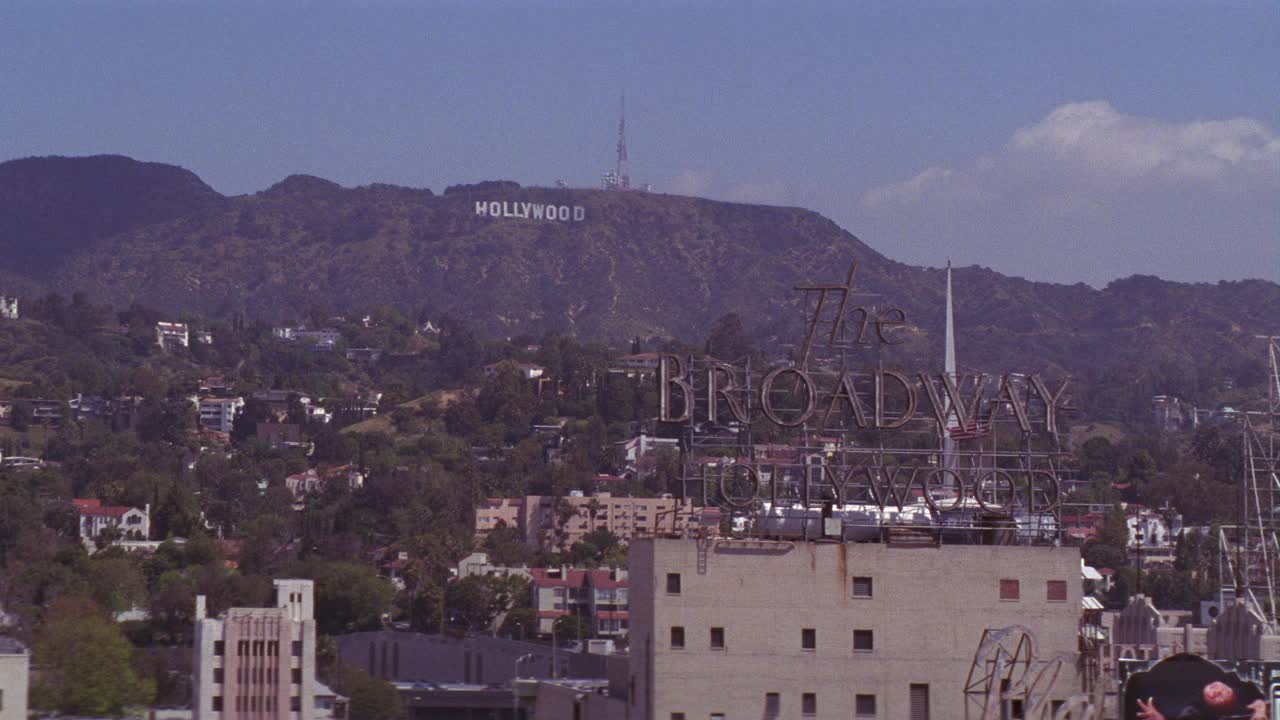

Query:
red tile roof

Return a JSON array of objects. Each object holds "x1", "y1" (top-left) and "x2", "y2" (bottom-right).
[
  {"x1": 530, "y1": 569, "x2": 587, "y2": 588},
  {"x1": 73, "y1": 498, "x2": 136, "y2": 518},
  {"x1": 587, "y1": 570, "x2": 626, "y2": 589}
]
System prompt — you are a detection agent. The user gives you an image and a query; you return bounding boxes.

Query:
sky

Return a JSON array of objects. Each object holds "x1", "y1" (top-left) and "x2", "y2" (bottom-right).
[{"x1": 1, "y1": 1, "x2": 1276, "y2": 287}]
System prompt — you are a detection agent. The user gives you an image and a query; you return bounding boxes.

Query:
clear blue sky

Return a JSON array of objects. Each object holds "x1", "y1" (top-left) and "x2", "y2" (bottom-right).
[{"x1": 2, "y1": 1, "x2": 1276, "y2": 286}]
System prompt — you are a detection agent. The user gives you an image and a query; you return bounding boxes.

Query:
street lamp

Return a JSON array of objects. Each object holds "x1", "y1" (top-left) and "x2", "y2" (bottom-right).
[
  {"x1": 513, "y1": 653, "x2": 535, "y2": 720},
  {"x1": 514, "y1": 652, "x2": 535, "y2": 679}
]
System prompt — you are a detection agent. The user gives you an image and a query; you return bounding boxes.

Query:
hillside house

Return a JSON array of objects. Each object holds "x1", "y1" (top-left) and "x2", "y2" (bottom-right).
[
  {"x1": 155, "y1": 321, "x2": 190, "y2": 349},
  {"x1": 285, "y1": 466, "x2": 365, "y2": 500},
  {"x1": 197, "y1": 396, "x2": 244, "y2": 434},
  {"x1": 74, "y1": 498, "x2": 150, "y2": 549},
  {"x1": 483, "y1": 362, "x2": 546, "y2": 380},
  {"x1": 0, "y1": 296, "x2": 16, "y2": 320}
]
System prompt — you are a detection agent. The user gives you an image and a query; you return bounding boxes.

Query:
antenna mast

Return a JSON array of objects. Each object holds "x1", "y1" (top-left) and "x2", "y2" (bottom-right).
[{"x1": 616, "y1": 93, "x2": 631, "y2": 190}]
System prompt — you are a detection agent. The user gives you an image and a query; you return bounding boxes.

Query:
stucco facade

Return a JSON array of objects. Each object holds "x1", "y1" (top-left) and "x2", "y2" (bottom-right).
[
  {"x1": 628, "y1": 538, "x2": 1082, "y2": 720},
  {"x1": 193, "y1": 579, "x2": 318, "y2": 720},
  {"x1": 0, "y1": 638, "x2": 28, "y2": 720}
]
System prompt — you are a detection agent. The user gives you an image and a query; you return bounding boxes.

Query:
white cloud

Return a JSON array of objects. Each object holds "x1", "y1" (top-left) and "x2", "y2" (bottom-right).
[
  {"x1": 856, "y1": 101, "x2": 1279, "y2": 285},
  {"x1": 668, "y1": 169, "x2": 713, "y2": 197},
  {"x1": 729, "y1": 179, "x2": 789, "y2": 205}
]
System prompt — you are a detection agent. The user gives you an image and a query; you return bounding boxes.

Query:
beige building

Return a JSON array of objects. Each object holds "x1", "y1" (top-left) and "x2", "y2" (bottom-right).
[
  {"x1": 474, "y1": 493, "x2": 719, "y2": 549},
  {"x1": 0, "y1": 637, "x2": 27, "y2": 720},
  {"x1": 193, "y1": 579, "x2": 318, "y2": 720},
  {"x1": 628, "y1": 537, "x2": 1082, "y2": 720}
]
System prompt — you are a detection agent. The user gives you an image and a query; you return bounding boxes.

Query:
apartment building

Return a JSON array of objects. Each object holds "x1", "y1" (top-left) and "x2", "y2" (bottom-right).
[
  {"x1": 530, "y1": 567, "x2": 629, "y2": 636},
  {"x1": 199, "y1": 397, "x2": 245, "y2": 434},
  {"x1": 628, "y1": 537, "x2": 1081, "y2": 720},
  {"x1": 518, "y1": 492, "x2": 718, "y2": 550},
  {"x1": 193, "y1": 579, "x2": 318, "y2": 720}
]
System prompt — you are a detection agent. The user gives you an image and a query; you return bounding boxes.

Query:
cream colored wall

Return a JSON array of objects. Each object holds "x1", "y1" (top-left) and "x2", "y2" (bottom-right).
[
  {"x1": 630, "y1": 538, "x2": 1082, "y2": 720},
  {"x1": 0, "y1": 653, "x2": 28, "y2": 720}
]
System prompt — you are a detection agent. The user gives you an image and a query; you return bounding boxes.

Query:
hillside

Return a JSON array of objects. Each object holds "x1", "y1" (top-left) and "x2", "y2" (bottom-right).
[
  {"x1": 0, "y1": 155, "x2": 1276, "y2": 387},
  {"x1": 0, "y1": 154, "x2": 225, "y2": 275}
]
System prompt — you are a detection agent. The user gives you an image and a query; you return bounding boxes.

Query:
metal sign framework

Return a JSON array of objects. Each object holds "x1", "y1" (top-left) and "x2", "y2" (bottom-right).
[
  {"x1": 1219, "y1": 336, "x2": 1280, "y2": 627},
  {"x1": 669, "y1": 261, "x2": 1077, "y2": 543}
]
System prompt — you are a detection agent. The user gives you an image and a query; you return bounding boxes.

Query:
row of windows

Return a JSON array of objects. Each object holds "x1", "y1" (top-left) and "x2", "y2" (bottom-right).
[
  {"x1": 666, "y1": 572, "x2": 1067, "y2": 602},
  {"x1": 1002, "y1": 579, "x2": 1069, "y2": 602},
  {"x1": 210, "y1": 696, "x2": 302, "y2": 712},
  {"x1": 212, "y1": 667, "x2": 303, "y2": 685},
  {"x1": 213, "y1": 640, "x2": 303, "y2": 656},
  {"x1": 669, "y1": 685, "x2": 927, "y2": 719},
  {"x1": 669, "y1": 626, "x2": 873, "y2": 652}
]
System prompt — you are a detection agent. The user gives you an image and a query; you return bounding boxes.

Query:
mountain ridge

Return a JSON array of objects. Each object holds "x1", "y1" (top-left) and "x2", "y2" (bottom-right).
[{"x1": 0, "y1": 154, "x2": 1275, "y2": 388}]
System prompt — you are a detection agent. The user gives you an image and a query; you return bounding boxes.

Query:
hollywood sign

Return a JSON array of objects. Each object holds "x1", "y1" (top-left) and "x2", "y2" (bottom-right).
[{"x1": 474, "y1": 200, "x2": 585, "y2": 222}]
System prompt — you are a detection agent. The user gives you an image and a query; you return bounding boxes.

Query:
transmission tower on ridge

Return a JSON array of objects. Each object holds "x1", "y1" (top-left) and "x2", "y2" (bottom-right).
[{"x1": 603, "y1": 93, "x2": 638, "y2": 191}]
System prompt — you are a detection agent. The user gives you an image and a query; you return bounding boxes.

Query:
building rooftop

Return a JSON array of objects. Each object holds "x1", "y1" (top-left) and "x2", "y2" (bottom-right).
[{"x1": 0, "y1": 636, "x2": 26, "y2": 654}]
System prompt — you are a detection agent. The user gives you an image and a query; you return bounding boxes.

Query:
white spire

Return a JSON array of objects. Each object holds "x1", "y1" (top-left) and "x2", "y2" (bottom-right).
[
  {"x1": 943, "y1": 261, "x2": 957, "y2": 469},
  {"x1": 945, "y1": 260, "x2": 956, "y2": 379}
]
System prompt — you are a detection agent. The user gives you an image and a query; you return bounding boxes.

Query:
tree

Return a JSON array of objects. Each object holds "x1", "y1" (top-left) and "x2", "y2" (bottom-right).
[
  {"x1": 1083, "y1": 505, "x2": 1129, "y2": 575},
  {"x1": 338, "y1": 665, "x2": 406, "y2": 720},
  {"x1": 704, "y1": 312, "x2": 756, "y2": 362},
  {"x1": 306, "y1": 561, "x2": 395, "y2": 635},
  {"x1": 31, "y1": 596, "x2": 156, "y2": 716},
  {"x1": 552, "y1": 613, "x2": 591, "y2": 642}
]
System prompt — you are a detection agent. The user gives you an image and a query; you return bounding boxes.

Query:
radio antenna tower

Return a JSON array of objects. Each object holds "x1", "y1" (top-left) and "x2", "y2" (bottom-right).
[{"x1": 615, "y1": 92, "x2": 631, "y2": 190}]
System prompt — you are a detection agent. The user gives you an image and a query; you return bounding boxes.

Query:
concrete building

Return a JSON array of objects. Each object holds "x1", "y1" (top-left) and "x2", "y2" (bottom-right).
[
  {"x1": 475, "y1": 492, "x2": 718, "y2": 550},
  {"x1": 0, "y1": 637, "x2": 28, "y2": 720},
  {"x1": 615, "y1": 433, "x2": 680, "y2": 464},
  {"x1": 451, "y1": 551, "x2": 532, "y2": 581},
  {"x1": 157, "y1": 321, "x2": 191, "y2": 349},
  {"x1": 530, "y1": 567, "x2": 629, "y2": 636},
  {"x1": 628, "y1": 537, "x2": 1082, "y2": 720},
  {"x1": 199, "y1": 397, "x2": 245, "y2": 434},
  {"x1": 1125, "y1": 507, "x2": 1181, "y2": 567},
  {"x1": 193, "y1": 579, "x2": 318, "y2": 720},
  {"x1": 335, "y1": 631, "x2": 610, "y2": 686},
  {"x1": 475, "y1": 498, "x2": 524, "y2": 539}
]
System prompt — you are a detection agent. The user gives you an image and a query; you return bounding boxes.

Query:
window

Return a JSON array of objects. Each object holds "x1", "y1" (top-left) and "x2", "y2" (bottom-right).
[
  {"x1": 765, "y1": 692, "x2": 780, "y2": 718},
  {"x1": 856, "y1": 694, "x2": 877, "y2": 717},
  {"x1": 291, "y1": 696, "x2": 302, "y2": 712},
  {"x1": 710, "y1": 627, "x2": 725, "y2": 649},
  {"x1": 213, "y1": 668, "x2": 223, "y2": 684},
  {"x1": 292, "y1": 640, "x2": 303, "y2": 656},
  {"x1": 212, "y1": 696, "x2": 222, "y2": 712},
  {"x1": 853, "y1": 629, "x2": 874, "y2": 652},
  {"x1": 801, "y1": 627, "x2": 816, "y2": 650},
  {"x1": 666, "y1": 573, "x2": 682, "y2": 594},
  {"x1": 292, "y1": 668, "x2": 302, "y2": 684},
  {"x1": 852, "y1": 576, "x2": 873, "y2": 598},
  {"x1": 670, "y1": 626, "x2": 685, "y2": 649},
  {"x1": 802, "y1": 692, "x2": 817, "y2": 716},
  {"x1": 999, "y1": 578, "x2": 1020, "y2": 601},
  {"x1": 910, "y1": 683, "x2": 930, "y2": 720},
  {"x1": 670, "y1": 714, "x2": 685, "y2": 720},
  {"x1": 213, "y1": 640, "x2": 224, "y2": 656},
  {"x1": 1047, "y1": 580, "x2": 1068, "y2": 602}
]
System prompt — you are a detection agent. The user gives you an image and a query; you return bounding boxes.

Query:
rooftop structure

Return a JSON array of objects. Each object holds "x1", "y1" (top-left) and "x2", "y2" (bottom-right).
[{"x1": 629, "y1": 536, "x2": 1082, "y2": 720}]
